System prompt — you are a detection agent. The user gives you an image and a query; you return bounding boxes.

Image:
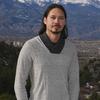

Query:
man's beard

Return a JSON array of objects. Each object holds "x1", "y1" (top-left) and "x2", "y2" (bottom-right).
[
  {"x1": 51, "y1": 29, "x2": 62, "y2": 35},
  {"x1": 52, "y1": 32, "x2": 61, "y2": 35}
]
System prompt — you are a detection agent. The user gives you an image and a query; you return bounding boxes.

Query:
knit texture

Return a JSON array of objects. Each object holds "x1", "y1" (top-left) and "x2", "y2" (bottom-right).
[
  {"x1": 39, "y1": 33, "x2": 65, "y2": 53},
  {"x1": 14, "y1": 36, "x2": 79, "y2": 100}
]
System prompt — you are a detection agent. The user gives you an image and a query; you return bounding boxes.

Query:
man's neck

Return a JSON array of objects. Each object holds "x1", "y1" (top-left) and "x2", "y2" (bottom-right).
[{"x1": 46, "y1": 32, "x2": 61, "y2": 43}]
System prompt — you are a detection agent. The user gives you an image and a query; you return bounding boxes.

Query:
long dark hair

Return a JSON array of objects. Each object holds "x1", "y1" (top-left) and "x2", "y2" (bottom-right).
[{"x1": 38, "y1": 4, "x2": 68, "y2": 39}]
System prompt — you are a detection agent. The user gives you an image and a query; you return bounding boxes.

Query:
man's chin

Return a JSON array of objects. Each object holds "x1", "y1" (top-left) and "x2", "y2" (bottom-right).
[{"x1": 52, "y1": 31, "x2": 62, "y2": 35}]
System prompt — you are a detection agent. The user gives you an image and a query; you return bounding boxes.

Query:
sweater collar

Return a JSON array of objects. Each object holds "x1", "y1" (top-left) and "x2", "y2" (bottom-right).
[{"x1": 39, "y1": 33, "x2": 65, "y2": 54}]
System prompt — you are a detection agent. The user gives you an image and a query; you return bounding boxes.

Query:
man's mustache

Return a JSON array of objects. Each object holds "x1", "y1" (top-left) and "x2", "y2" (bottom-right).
[{"x1": 53, "y1": 24, "x2": 61, "y2": 27}]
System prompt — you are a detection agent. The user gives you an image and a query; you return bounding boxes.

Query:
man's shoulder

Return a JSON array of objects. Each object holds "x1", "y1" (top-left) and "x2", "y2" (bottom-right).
[
  {"x1": 65, "y1": 39, "x2": 75, "y2": 47},
  {"x1": 22, "y1": 35, "x2": 40, "y2": 48},
  {"x1": 25, "y1": 35, "x2": 39, "y2": 44},
  {"x1": 64, "y1": 39, "x2": 77, "y2": 52}
]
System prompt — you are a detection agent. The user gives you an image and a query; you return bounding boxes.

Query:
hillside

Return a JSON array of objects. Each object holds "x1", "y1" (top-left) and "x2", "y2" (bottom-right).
[{"x1": 0, "y1": 0, "x2": 100, "y2": 40}]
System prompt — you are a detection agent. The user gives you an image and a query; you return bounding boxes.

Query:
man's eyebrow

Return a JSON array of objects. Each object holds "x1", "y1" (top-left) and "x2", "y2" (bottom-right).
[{"x1": 50, "y1": 15, "x2": 64, "y2": 17}]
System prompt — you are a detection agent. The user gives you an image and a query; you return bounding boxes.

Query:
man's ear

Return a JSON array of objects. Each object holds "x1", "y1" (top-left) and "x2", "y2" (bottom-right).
[{"x1": 43, "y1": 17, "x2": 46, "y2": 25}]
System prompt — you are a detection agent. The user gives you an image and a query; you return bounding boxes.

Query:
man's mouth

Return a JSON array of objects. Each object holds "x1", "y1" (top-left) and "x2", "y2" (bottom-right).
[
  {"x1": 53, "y1": 25, "x2": 61, "y2": 29},
  {"x1": 53, "y1": 24, "x2": 61, "y2": 27}
]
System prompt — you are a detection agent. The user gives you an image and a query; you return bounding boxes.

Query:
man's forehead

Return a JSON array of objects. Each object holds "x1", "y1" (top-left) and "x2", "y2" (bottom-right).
[{"x1": 48, "y1": 9, "x2": 65, "y2": 16}]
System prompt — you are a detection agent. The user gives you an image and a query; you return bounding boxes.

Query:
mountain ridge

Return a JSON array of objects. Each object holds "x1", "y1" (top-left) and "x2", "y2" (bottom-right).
[
  {"x1": 17, "y1": 0, "x2": 100, "y2": 8},
  {"x1": 0, "y1": 0, "x2": 100, "y2": 40}
]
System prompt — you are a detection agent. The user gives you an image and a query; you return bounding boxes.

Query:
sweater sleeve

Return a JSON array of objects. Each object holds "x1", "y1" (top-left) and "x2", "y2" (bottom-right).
[
  {"x1": 68, "y1": 48, "x2": 80, "y2": 100},
  {"x1": 14, "y1": 41, "x2": 33, "y2": 100}
]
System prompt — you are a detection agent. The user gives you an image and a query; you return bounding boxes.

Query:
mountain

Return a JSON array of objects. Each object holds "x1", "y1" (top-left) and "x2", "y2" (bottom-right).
[
  {"x1": 18, "y1": 0, "x2": 100, "y2": 8},
  {"x1": 0, "y1": 0, "x2": 100, "y2": 40}
]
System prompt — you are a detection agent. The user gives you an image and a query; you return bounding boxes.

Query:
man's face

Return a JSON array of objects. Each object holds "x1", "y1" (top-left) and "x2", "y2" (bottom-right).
[{"x1": 44, "y1": 8, "x2": 66, "y2": 34}]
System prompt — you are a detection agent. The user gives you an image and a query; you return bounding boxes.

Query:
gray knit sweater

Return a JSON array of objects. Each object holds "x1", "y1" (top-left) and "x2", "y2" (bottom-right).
[{"x1": 14, "y1": 36, "x2": 79, "y2": 100}]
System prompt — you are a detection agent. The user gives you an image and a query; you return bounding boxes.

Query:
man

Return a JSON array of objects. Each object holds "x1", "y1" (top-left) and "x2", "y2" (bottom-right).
[{"x1": 14, "y1": 3, "x2": 80, "y2": 100}]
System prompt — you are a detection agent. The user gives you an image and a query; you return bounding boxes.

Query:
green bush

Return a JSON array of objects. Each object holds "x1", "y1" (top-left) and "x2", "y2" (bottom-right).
[
  {"x1": 0, "y1": 94, "x2": 16, "y2": 100},
  {"x1": 88, "y1": 92, "x2": 100, "y2": 100},
  {"x1": 0, "y1": 67, "x2": 16, "y2": 94},
  {"x1": 0, "y1": 41, "x2": 21, "y2": 94}
]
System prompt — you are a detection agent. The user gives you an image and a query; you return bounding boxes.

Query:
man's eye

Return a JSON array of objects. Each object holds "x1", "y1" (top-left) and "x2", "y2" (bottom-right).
[
  {"x1": 59, "y1": 17, "x2": 65, "y2": 20},
  {"x1": 50, "y1": 16, "x2": 56, "y2": 19}
]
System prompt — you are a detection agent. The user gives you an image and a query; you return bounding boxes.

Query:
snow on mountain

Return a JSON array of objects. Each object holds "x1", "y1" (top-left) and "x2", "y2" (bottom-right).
[
  {"x1": 63, "y1": 0, "x2": 89, "y2": 4},
  {"x1": 17, "y1": 0, "x2": 100, "y2": 8},
  {"x1": 90, "y1": 0, "x2": 100, "y2": 8},
  {"x1": 18, "y1": 0, "x2": 32, "y2": 4},
  {"x1": 33, "y1": 0, "x2": 49, "y2": 6},
  {"x1": 17, "y1": 0, "x2": 89, "y2": 4}
]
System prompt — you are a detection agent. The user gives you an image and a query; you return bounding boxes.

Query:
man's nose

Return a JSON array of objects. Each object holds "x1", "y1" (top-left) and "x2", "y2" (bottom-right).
[{"x1": 54, "y1": 18, "x2": 59, "y2": 23}]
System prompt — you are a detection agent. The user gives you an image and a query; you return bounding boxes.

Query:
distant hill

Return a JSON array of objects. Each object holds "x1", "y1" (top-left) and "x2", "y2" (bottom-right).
[{"x1": 0, "y1": 0, "x2": 100, "y2": 40}]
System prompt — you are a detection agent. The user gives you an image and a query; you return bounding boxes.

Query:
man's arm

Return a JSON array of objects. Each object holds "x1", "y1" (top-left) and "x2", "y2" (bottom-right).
[
  {"x1": 14, "y1": 41, "x2": 33, "y2": 100},
  {"x1": 68, "y1": 49, "x2": 80, "y2": 100}
]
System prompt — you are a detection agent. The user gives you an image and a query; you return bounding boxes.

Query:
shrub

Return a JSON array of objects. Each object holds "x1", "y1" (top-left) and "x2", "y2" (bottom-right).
[{"x1": 0, "y1": 94, "x2": 16, "y2": 100}]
